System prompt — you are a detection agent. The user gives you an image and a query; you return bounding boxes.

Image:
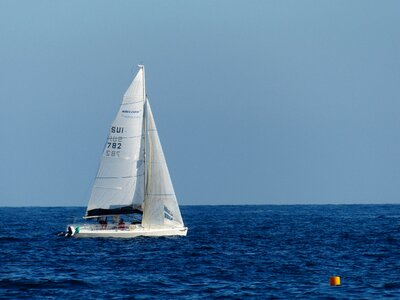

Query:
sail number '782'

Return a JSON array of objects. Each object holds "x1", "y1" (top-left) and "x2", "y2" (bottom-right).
[{"x1": 105, "y1": 126, "x2": 124, "y2": 157}]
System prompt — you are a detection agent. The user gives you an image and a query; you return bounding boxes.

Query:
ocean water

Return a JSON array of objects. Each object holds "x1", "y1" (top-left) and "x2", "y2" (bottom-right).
[{"x1": 0, "y1": 205, "x2": 399, "y2": 299}]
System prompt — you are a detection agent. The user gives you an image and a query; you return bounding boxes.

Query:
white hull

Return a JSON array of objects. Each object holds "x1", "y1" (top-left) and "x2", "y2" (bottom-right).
[{"x1": 67, "y1": 224, "x2": 188, "y2": 238}]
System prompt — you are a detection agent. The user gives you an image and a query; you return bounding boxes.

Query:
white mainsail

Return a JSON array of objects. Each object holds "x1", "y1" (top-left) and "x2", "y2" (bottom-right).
[
  {"x1": 86, "y1": 67, "x2": 145, "y2": 217},
  {"x1": 142, "y1": 101, "x2": 184, "y2": 228}
]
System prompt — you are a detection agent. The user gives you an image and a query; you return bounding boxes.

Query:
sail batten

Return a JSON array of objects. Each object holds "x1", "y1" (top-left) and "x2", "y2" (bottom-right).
[
  {"x1": 146, "y1": 193, "x2": 176, "y2": 197},
  {"x1": 121, "y1": 100, "x2": 144, "y2": 105},
  {"x1": 96, "y1": 175, "x2": 143, "y2": 179}
]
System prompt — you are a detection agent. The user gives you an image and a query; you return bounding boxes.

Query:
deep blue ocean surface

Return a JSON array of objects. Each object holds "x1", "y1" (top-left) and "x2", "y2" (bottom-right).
[{"x1": 1, "y1": 205, "x2": 399, "y2": 299}]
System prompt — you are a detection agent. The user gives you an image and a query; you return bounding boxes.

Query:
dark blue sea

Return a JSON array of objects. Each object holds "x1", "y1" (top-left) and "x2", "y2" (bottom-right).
[{"x1": 1, "y1": 205, "x2": 400, "y2": 299}]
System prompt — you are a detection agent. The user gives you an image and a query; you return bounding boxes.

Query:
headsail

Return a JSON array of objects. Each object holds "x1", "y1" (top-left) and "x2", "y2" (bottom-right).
[
  {"x1": 142, "y1": 101, "x2": 184, "y2": 228},
  {"x1": 86, "y1": 67, "x2": 146, "y2": 217}
]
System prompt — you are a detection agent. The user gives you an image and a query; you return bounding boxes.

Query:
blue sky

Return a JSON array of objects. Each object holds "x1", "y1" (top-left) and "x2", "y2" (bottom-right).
[{"x1": 0, "y1": 1, "x2": 399, "y2": 206}]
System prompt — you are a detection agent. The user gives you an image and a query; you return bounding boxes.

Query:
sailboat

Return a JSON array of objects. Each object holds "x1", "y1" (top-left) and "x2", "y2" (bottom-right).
[{"x1": 67, "y1": 65, "x2": 187, "y2": 238}]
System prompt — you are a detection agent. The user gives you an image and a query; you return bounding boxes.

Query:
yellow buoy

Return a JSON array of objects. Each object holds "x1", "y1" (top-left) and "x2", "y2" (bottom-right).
[{"x1": 330, "y1": 276, "x2": 341, "y2": 286}]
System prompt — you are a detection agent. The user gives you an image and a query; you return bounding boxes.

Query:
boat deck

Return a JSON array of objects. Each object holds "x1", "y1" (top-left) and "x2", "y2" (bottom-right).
[{"x1": 68, "y1": 224, "x2": 188, "y2": 238}]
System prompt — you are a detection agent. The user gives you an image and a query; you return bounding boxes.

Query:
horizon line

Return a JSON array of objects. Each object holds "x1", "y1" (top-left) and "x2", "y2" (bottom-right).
[{"x1": 1, "y1": 203, "x2": 399, "y2": 208}]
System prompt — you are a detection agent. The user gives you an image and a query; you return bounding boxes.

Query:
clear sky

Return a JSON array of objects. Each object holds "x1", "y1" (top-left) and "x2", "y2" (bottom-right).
[{"x1": 0, "y1": 1, "x2": 399, "y2": 206}]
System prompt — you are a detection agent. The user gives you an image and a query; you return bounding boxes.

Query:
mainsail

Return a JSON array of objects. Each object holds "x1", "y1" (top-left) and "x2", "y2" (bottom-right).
[
  {"x1": 142, "y1": 101, "x2": 184, "y2": 228},
  {"x1": 86, "y1": 67, "x2": 145, "y2": 217}
]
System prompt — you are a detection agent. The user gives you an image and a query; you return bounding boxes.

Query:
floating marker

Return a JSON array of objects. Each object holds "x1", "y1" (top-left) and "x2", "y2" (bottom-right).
[{"x1": 330, "y1": 276, "x2": 341, "y2": 286}]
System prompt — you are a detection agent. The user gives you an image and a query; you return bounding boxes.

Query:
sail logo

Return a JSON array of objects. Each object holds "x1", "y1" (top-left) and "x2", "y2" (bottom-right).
[
  {"x1": 122, "y1": 109, "x2": 141, "y2": 119},
  {"x1": 122, "y1": 110, "x2": 140, "y2": 114},
  {"x1": 111, "y1": 126, "x2": 124, "y2": 133},
  {"x1": 164, "y1": 206, "x2": 174, "y2": 221}
]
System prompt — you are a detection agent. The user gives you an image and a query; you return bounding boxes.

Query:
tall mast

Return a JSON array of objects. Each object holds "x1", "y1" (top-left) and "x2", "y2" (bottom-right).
[{"x1": 140, "y1": 65, "x2": 147, "y2": 202}]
